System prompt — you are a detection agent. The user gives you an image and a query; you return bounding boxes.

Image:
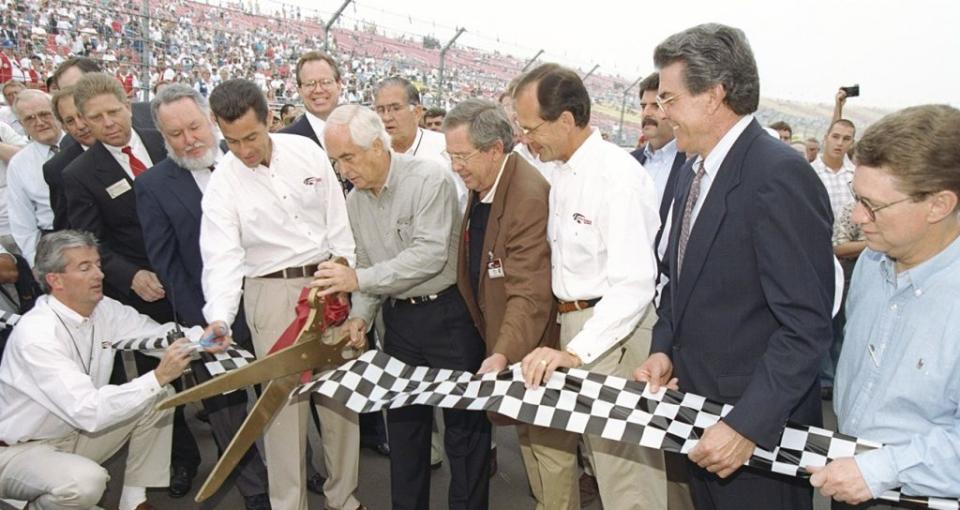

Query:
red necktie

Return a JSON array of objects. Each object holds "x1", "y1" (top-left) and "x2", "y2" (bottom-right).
[{"x1": 121, "y1": 146, "x2": 147, "y2": 177}]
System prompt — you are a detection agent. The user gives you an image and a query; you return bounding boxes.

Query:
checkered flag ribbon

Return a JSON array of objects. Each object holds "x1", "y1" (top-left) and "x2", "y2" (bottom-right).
[
  {"x1": 0, "y1": 310, "x2": 22, "y2": 330},
  {"x1": 297, "y1": 350, "x2": 958, "y2": 510},
  {"x1": 106, "y1": 334, "x2": 257, "y2": 380}
]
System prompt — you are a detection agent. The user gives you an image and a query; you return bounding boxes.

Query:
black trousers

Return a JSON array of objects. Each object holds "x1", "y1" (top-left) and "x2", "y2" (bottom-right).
[
  {"x1": 687, "y1": 460, "x2": 813, "y2": 510},
  {"x1": 382, "y1": 289, "x2": 491, "y2": 510}
]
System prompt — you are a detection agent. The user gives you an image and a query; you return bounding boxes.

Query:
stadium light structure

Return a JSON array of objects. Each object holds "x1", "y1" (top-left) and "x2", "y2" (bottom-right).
[
  {"x1": 582, "y1": 64, "x2": 599, "y2": 81},
  {"x1": 139, "y1": 0, "x2": 151, "y2": 101},
  {"x1": 618, "y1": 75, "x2": 643, "y2": 146},
  {"x1": 521, "y1": 49, "x2": 544, "y2": 72},
  {"x1": 324, "y1": 0, "x2": 354, "y2": 52},
  {"x1": 437, "y1": 27, "x2": 467, "y2": 107}
]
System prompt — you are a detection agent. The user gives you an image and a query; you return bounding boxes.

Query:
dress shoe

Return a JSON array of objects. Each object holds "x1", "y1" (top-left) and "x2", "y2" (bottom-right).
[
  {"x1": 360, "y1": 438, "x2": 390, "y2": 456},
  {"x1": 579, "y1": 472, "x2": 599, "y2": 508},
  {"x1": 244, "y1": 493, "x2": 272, "y2": 510},
  {"x1": 134, "y1": 503, "x2": 156, "y2": 510},
  {"x1": 168, "y1": 464, "x2": 196, "y2": 498},
  {"x1": 430, "y1": 459, "x2": 443, "y2": 470},
  {"x1": 488, "y1": 446, "x2": 498, "y2": 478},
  {"x1": 307, "y1": 472, "x2": 326, "y2": 495}
]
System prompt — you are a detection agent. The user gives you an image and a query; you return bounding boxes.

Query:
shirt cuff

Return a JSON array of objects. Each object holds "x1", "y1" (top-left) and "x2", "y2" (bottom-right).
[
  {"x1": 855, "y1": 447, "x2": 900, "y2": 498},
  {"x1": 142, "y1": 370, "x2": 166, "y2": 395},
  {"x1": 565, "y1": 332, "x2": 601, "y2": 365}
]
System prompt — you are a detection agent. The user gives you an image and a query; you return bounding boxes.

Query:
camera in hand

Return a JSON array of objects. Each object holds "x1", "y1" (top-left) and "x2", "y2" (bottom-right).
[{"x1": 840, "y1": 84, "x2": 860, "y2": 98}]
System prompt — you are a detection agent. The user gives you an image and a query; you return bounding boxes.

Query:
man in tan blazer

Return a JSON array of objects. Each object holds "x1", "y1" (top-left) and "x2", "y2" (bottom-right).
[{"x1": 443, "y1": 99, "x2": 578, "y2": 510}]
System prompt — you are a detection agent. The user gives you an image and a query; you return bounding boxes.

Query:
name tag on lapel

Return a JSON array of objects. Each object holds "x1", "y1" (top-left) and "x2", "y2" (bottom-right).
[{"x1": 106, "y1": 179, "x2": 132, "y2": 199}]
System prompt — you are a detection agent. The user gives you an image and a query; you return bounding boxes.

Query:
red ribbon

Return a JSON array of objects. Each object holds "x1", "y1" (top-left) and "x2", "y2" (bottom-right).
[{"x1": 267, "y1": 287, "x2": 351, "y2": 383}]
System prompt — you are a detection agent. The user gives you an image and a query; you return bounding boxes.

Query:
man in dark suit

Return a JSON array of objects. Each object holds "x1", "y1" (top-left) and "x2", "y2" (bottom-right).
[
  {"x1": 45, "y1": 86, "x2": 98, "y2": 231},
  {"x1": 134, "y1": 84, "x2": 270, "y2": 510},
  {"x1": 635, "y1": 24, "x2": 835, "y2": 510},
  {"x1": 445, "y1": 99, "x2": 578, "y2": 509},
  {"x1": 61, "y1": 72, "x2": 202, "y2": 498}
]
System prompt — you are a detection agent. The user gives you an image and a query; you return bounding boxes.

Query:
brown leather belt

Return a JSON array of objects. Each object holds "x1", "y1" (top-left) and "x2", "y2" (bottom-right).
[
  {"x1": 259, "y1": 263, "x2": 319, "y2": 279},
  {"x1": 557, "y1": 298, "x2": 601, "y2": 314}
]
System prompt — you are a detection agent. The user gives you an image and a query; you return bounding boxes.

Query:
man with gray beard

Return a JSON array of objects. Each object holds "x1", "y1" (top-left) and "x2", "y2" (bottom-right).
[{"x1": 133, "y1": 84, "x2": 270, "y2": 510}]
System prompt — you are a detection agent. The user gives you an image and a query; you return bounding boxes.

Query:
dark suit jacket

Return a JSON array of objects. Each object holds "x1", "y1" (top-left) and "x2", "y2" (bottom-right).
[
  {"x1": 62, "y1": 129, "x2": 171, "y2": 319},
  {"x1": 651, "y1": 119, "x2": 834, "y2": 449},
  {"x1": 455, "y1": 153, "x2": 558, "y2": 363},
  {"x1": 636, "y1": 147, "x2": 688, "y2": 252},
  {"x1": 280, "y1": 115, "x2": 321, "y2": 146},
  {"x1": 43, "y1": 136, "x2": 86, "y2": 231},
  {"x1": 134, "y1": 156, "x2": 252, "y2": 349},
  {"x1": 131, "y1": 102, "x2": 155, "y2": 131}
]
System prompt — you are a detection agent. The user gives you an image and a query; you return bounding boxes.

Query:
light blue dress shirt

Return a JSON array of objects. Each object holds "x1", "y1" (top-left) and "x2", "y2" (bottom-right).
[{"x1": 835, "y1": 234, "x2": 960, "y2": 498}]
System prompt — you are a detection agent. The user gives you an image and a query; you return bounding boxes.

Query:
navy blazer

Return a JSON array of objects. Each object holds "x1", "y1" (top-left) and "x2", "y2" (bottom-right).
[
  {"x1": 43, "y1": 136, "x2": 86, "y2": 230},
  {"x1": 134, "y1": 156, "x2": 252, "y2": 347},
  {"x1": 280, "y1": 115, "x2": 321, "y2": 146},
  {"x1": 61, "y1": 129, "x2": 169, "y2": 317},
  {"x1": 651, "y1": 119, "x2": 835, "y2": 449}
]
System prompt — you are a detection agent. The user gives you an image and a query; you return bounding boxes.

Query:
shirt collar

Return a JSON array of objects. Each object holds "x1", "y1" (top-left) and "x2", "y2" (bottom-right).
[
  {"x1": 564, "y1": 128, "x2": 602, "y2": 172},
  {"x1": 694, "y1": 114, "x2": 754, "y2": 178},
  {"x1": 879, "y1": 232, "x2": 960, "y2": 293},
  {"x1": 104, "y1": 129, "x2": 144, "y2": 157},
  {"x1": 403, "y1": 128, "x2": 424, "y2": 156},
  {"x1": 644, "y1": 138, "x2": 678, "y2": 162},
  {"x1": 47, "y1": 294, "x2": 91, "y2": 325},
  {"x1": 479, "y1": 155, "x2": 509, "y2": 204},
  {"x1": 305, "y1": 110, "x2": 326, "y2": 139},
  {"x1": 815, "y1": 154, "x2": 856, "y2": 175}
]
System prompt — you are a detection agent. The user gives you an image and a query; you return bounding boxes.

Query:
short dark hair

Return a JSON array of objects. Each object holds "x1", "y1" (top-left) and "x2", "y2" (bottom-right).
[
  {"x1": 50, "y1": 85, "x2": 76, "y2": 124},
  {"x1": 295, "y1": 51, "x2": 341, "y2": 86},
  {"x1": 424, "y1": 107, "x2": 446, "y2": 119},
  {"x1": 373, "y1": 76, "x2": 421, "y2": 106},
  {"x1": 770, "y1": 121, "x2": 792, "y2": 134},
  {"x1": 208, "y1": 79, "x2": 269, "y2": 124},
  {"x1": 638, "y1": 72, "x2": 660, "y2": 95},
  {"x1": 653, "y1": 23, "x2": 759, "y2": 115},
  {"x1": 279, "y1": 103, "x2": 297, "y2": 117},
  {"x1": 52, "y1": 57, "x2": 102, "y2": 87},
  {"x1": 513, "y1": 63, "x2": 591, "y2": 128},
  {"x1": 828, "y1": 118, "x2": 856, "y2": 137}
]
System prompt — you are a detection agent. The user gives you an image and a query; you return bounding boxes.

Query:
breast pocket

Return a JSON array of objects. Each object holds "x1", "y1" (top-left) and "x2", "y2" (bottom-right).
[
  {"x1": 562, "y1": 221, "x2": 602, "y2": 270},
  {"x1": 395, "y1": 216, "x2": 413, "y2": 245}
]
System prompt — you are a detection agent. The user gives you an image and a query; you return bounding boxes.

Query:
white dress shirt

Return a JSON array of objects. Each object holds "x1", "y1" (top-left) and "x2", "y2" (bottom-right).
[
  {"x1": 514, "y1": 143, "x2": 557, "y2": 183},
  {"x1": 201, "y1": 133, "x2": 356, "y2": 326},
  {"x1": 305, "y1": 110, "x2": 326, "y2": 141},
  {"x1": 0, "y1": 107, "x2": 23, "y2": 136},
  {"x1": 550, "y1": 129, "x2": 660, "y2": 364},
  {"x1": 6, "y1": 138, "x2": 60, "y2": 265},
  {"x1": 187, "y1": 148, "x2": 223, "y2": 193},
  {"x1": 0, "y1": 295, "x2": 203, "y2": 444},
  {"x1": 104, "y1": 130, "x2": 153, "y2": 181},
  {"x1": 404, "y1": 127, "x2": 468, "y2": 211},
  {"x1": 0, "y1": 121, "x2": 28, "y2": 238},
  {"x1": 689, "y1": 115, "x2": 755, "y2": 225}
]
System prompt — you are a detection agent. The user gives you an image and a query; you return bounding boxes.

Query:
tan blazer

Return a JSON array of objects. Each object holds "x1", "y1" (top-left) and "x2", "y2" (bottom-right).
[{"x1": 456, "y1": 152, "x2": 558, "y2": 363}]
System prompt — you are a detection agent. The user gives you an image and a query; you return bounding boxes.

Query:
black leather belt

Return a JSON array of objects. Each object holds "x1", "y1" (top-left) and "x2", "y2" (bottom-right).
[
  {"x1": 259, "y1": 263, "x2": 319, "y2": 279},
  {"x1": 391, "y1": 286, "x2": 456, "y2": 306}
]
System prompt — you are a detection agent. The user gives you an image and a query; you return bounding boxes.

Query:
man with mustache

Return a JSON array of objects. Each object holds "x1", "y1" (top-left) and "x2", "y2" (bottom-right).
[
  {"x1": 134, "y1": 83, "x2": 270, "y2": 510},
  {"x1": 631, "y1": 72, "x2": 688, "y2": 266}
]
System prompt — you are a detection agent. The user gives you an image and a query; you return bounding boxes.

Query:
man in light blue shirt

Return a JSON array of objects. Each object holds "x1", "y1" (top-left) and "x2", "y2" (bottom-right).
[{"x1": 810, "y1": 104, "x2": 960, "y2": 508}]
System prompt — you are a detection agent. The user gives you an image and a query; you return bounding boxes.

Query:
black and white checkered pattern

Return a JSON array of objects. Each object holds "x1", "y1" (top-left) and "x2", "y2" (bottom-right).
[
  {"x1": 106, "y1": 335, "x2": 256, "y2": 380},
  {"x1": 0, "y1": 310, "x2": 22, "y2": 330},
  {"x1": 297, "y1": 350, "x2": 958, "y2": 509}
]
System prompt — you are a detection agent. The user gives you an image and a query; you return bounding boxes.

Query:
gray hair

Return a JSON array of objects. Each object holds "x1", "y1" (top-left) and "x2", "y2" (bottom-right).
[
  {"x1": 325, "y1": 104, "x2": 391, "y2": 150},
  {"x1": 653, "y1": 23, "x2": 759, "y2": 115},
  {"x1": 442, "y1": 99, "x2": 515, "y2": 153},
  {"x1": 373, "y1": 76, "x2": 421, "y2": 105},
  {"x1": 13, "y1": 89, "x2": 52, "y2": 121},
  {"x1": 150, "y1": 84, "x2": 210, "y2": 131},
  {"x1": 35, "y1": 230, "x2": 99, "y2": 293}
]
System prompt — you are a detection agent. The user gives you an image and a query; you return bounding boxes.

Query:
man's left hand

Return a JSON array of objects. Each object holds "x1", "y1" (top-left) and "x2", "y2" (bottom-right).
[
  {"x1": 198, "y1": 321, "x2": 232, "y2": 353},
  {"x1": 520, "y1": 347, "x2": 581, "y2": 388},
  {"x1": 808, "y1": 457, "x2": 873, "y2": 505},
  {"x1": 310, "y1": 261, "x2": 359, "y2": 296},
  {"x1": 688, "y1": 420, "x2": 755, "y2": 478}
]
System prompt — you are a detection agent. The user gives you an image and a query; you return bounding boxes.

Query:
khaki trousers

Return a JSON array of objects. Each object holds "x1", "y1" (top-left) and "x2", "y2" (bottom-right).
[
  {"x1": 244, "y1": 277, "x2": 360, "y2": 510},
  {"x1": 0, "y1": 386, "x2": 174, "y2": 509},
  {"x1": 517, "y1": 423, "x2": 580, "y2": 510},
  {"x1": 560, "y1": 305, "x2": 669, "y2": 510}
]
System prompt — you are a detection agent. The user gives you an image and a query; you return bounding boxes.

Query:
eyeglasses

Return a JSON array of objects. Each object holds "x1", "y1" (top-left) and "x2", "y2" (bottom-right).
[
  {"x1": 375, "y1": 103, "x2": 413, "y2": 116},
  {"x1": 655, "y1": 92, "x2": 684, "y2": 112},
  {"x1": 847, "y1": 182, "x2": 924, "y2": 222},
  {"x1": 442, "y1": 149, "x2": 481, "y2": 165},
  {"x1": 300, "y1": 78, "x2": 337, "y2": 90},
  {"x1": 517, "y1": 120, "x2": 546, "y2": 137},
  {"x1": 22, "y1": 111, "x2": 54, "y2": 125}
]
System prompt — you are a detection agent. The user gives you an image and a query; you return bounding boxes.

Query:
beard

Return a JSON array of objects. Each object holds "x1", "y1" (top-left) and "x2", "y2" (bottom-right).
[{"x1": 167, "y1": 139, "x2": 219, "y2": 171}]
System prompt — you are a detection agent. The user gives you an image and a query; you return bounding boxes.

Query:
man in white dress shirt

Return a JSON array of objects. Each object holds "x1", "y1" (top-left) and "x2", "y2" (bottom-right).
[
  {"x1": 6, "y1": 89, "x2": 62, "y2": 265},
  {"x1": 0, "y1": 230, "x2": 228, "y2": 510},
  {"x1": 202, "y1": 79, "x2": 363, "y2": 510},
  {"x1": 516, "y1": 63, "x2": 668, "y2": 510},
  {"x1": 0, "y1": 119, "x2": 27, "y2": 254}
]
